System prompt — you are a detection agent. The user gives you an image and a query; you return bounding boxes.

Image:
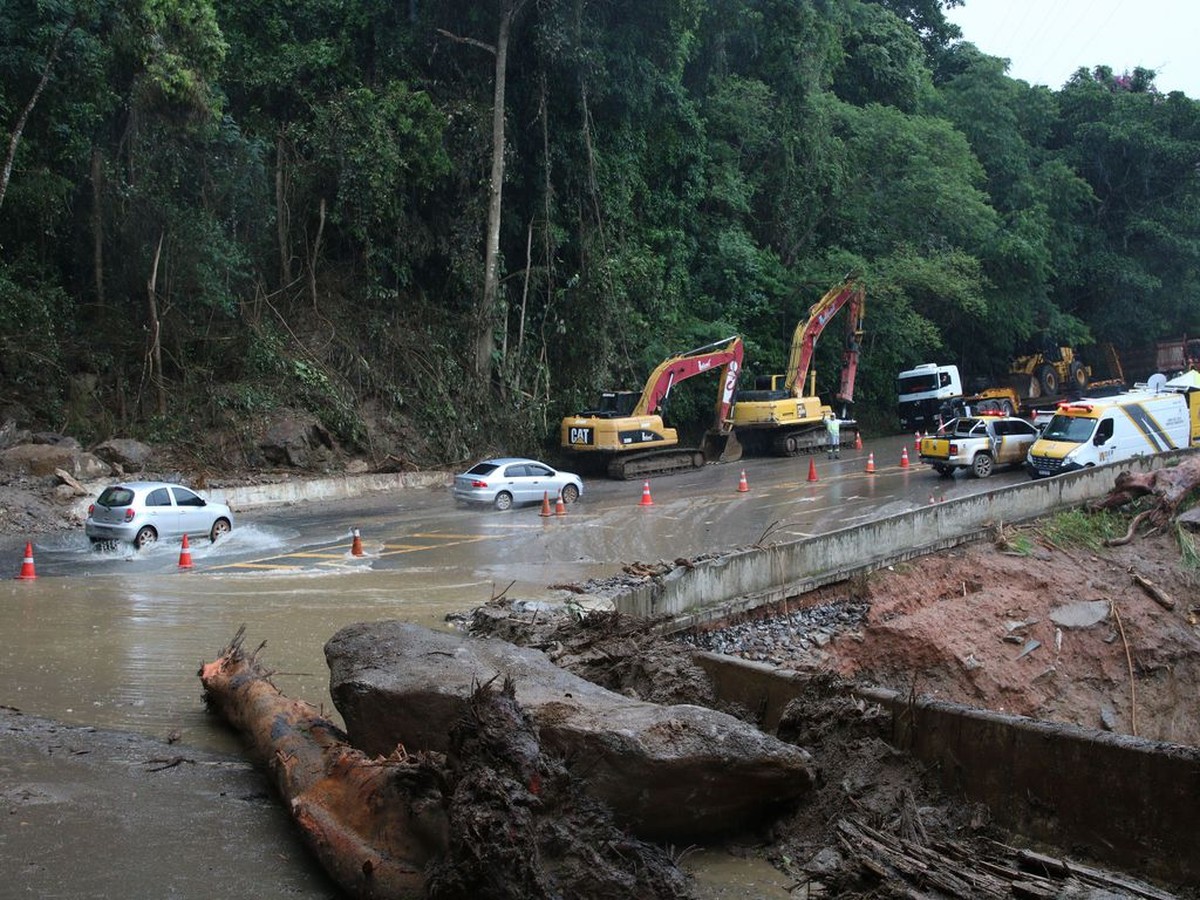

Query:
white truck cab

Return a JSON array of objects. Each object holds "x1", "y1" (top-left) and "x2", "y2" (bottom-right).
[
  {"x1": 897, "y1": 363, "x2": 962, "y2": 431},
  {"x1": 1026, "y1": 390, "x2": 1194, "y2": 478}
]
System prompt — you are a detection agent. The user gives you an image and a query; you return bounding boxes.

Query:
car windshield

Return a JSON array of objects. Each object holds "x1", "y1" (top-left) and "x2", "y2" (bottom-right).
[
  {"x1": 1041, "y1": 415, "x2": 1096, "y2": 443},
  {"x1": 96, "y1": 487, "x2": 135, "y2": 507},
  {"x1": 466, "y1": 462, "x2": 501, "y2": 476}
]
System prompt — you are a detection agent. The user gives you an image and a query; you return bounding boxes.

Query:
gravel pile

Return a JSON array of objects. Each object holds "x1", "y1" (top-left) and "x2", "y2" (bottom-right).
[{"x1": 679, "y1": 598, "x2": 870, "y2": 667}]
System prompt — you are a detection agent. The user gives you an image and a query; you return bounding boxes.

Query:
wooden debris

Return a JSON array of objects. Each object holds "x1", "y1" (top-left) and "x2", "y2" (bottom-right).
[
  {"x1": 834, "y1": 818, "x2": 1178, "y2": 899},
  {"x1": 1131, "y1": 569, "x2": 1176, "y2": 610}
]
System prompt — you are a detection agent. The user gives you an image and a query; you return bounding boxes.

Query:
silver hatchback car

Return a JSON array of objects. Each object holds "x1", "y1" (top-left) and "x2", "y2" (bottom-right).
[
  {"x1": 85, "y1": 481, "x2": 235, "y2": 549},
  {"x1": 452, "y1": 457, "x2": 583, "y2": 510}
]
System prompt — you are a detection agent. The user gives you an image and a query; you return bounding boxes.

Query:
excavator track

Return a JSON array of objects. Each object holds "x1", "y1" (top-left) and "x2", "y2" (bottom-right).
[
  {"x1": 768, "y1": 423, "x2": 859, "y2": 457},
  {"x1": 606, "y1": 449, "x2": 707, "y2": 480}
]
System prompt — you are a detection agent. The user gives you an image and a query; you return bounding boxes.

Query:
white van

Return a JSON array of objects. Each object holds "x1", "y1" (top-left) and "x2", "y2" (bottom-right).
[{"x1": 1026, "y1": 390, "x2": 1194, "y2": 478}]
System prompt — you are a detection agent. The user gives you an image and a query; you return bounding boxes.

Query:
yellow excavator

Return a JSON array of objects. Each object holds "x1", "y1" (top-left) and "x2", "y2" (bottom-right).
[
  {"x1": 733, "y1": 276, "x2": 865, "y2": 455},
  {"x1": 560, "y1": 335, "x2": 745, "y2": 479}
]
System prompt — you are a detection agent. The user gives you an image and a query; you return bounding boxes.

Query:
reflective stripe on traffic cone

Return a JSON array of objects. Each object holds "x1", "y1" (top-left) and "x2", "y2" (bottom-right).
[
  {"x1": 351, "y1": 527, "x2": 364, "y2": 556},
  {"x1": 901, "y1": 447, "x2": 910, "y2": 468},
  {"x1": 555, "y1": 493, "x2": 567, "y2": 517},
  {"x1": 639, "y1": 481, "x2": 654, "y2": 506},
  {"x1": 737, "y1": 470, "x2": 749, "y2": 493},
  {"x1": 865, "y1": 452, "x2": 876, "y2": 473},
  {"x1": 854, "y1": 431, "x2": 863, "y2": 450},
  {"x1": 807, "y1": 458, "x2": 818, "y2": 482},
  {"x1": 15, "y1": 541, "x2": 36, "y2": 580},
  {"x1": 539, "y1": 491, "x2": 552, "y2": 517},
  {"x1": 178, "y1": 534, "x2": 193, "y2": 569}
]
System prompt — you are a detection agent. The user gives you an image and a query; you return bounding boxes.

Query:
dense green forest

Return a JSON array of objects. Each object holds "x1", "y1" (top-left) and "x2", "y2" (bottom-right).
[{"x1": 2, "y1": 0, "x2": 1199, "y2": 467}]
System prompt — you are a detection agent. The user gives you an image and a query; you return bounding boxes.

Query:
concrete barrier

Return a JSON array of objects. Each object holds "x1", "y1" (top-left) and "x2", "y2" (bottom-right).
[
  {"x1": 71, "y1": 469, "x2": 454, "y2": 520},
  {"x1": 691, "y1": 652, "x2": 1200, "y2": 886},
  {"x1": 616, "y1": 451, "x2": 1192, "y2": 626}
]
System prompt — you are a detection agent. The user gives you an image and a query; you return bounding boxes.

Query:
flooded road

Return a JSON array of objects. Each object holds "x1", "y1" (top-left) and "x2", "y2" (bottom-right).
[{"x1": 0, "y1": 434, "x2": 1030, "y2": 897}]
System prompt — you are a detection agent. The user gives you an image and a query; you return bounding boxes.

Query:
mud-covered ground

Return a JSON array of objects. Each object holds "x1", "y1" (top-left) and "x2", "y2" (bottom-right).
[{"x1": 472, "y1": 513, "x2": 1200, "y2": 898}]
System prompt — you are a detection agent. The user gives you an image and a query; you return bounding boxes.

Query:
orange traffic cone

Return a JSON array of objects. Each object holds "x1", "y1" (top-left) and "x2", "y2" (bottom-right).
[
  {"x1": 854, "y1": 431, "x2": 863, "y2": 450},
  {"x1": 901, "y1": 446, "x2": 910, "y2": 468},
  {"x1": 351, "y1": 527, "x2": 364, "y2": 556},
  {"x1": 639, "y1": 481, "x2": 654, "y2": 507},
  {"x1": 914, "y1": 431, "x2": 921, "y2": 453},
  {"x1": 807, "y1": 458, "x2": 819, "y2": 482},
  {"x1": 865, "y1": 452, "x2": 876, "y2": 473},
  {"x1": 539, "y1": 491, "x2": 553, "y2": 518},
  {"x1": 178, "y1": 534, "x2": 193, "y2": 569},
  {"x1": 737, "y1": 470, "x2": 750, "y2": 493},
  {"x1": 15, "y1": 541, "x2": 36, "y2": 580},
  {"x1": 555, "y1": 492, "x2": 567, "y2": 517}
]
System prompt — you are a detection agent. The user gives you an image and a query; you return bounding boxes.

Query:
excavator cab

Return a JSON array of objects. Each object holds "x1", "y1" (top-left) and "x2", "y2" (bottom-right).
[{"x1": 584, "y1": 391, "x2": 641, "y2": 418}]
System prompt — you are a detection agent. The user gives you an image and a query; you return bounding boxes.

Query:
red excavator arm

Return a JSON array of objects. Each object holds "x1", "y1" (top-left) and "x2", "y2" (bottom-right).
[
  {"x1": 634, "y1": 335, "x2": 744, "y2": 430},
  {"x1": 782, "y1": 277, "x2": 866, "y2": 403}
]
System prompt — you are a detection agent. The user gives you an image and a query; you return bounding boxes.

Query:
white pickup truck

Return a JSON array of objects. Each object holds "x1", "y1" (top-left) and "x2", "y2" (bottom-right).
[{"x1": 917, "y1": 415, "x2": 1041, "y2": 478}]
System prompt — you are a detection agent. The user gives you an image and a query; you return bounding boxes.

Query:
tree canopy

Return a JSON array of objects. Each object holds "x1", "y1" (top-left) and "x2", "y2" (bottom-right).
[{"x1": 2, "y1": 0, "x2": 1198, "y2": 461}]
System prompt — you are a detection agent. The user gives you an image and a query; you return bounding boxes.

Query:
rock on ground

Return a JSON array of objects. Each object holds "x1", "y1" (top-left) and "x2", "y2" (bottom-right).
[{"x1": 325, "y1": 620, "x2": 815, "y2": 841}]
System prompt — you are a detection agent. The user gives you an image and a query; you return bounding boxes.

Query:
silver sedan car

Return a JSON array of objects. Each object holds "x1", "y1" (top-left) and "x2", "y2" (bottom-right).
[
  {"x1": 85, "y1": 481, "x2": 235, "y2": 549},
  {"x1": 452, "y1": 457, "x2": 584, "y2": 511}
]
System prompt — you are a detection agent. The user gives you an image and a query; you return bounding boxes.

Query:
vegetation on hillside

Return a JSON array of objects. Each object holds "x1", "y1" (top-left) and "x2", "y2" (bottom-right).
[{"x1": 2, "y1": 0, "x2": 1199, "y2": 467}]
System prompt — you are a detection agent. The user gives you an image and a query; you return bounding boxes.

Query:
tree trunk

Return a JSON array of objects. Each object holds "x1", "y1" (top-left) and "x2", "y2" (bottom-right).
[
  {"x1": 276, "y1": 134, "x2": 292, "y2": 288},
  {"x1": 309, "y1": 196, "x2": 325, "y2": 310},
  {"x1": 146, "y1": 231, "x2": 167, "y2": 417},
  {"x1": 90, "y1": 148, "x2": 106, "y2": 310},
  {"x1": 475, "y1": 1, "x2": 523, "y2": 383},
  {"x1": 200, "y1": 627, "x2": 447, "y2": 899},
  {"x1": 0, "y1": 16, "x2": 76, "y2": 211}
]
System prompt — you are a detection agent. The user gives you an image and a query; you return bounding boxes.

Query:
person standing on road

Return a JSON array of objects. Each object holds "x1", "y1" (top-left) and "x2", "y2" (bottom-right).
[{"x1": 825, "y1": 412, "x2": 841, "y2": 459}]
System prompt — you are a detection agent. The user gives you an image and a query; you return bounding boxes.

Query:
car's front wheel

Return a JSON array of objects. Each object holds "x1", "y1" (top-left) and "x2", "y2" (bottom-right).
[
  {"x1": 210, "y1": 518, "x2": 232, "y2": 542},
  {"x1": 493, "y1": 491, "x2": 513, "y2": 511},
  {"x1": 971, "y1": 453, "x2": 994, "y2": 478},
  {"x1": 560, "y1": 483, "x2": 580, "y2": 504},
  {"x1": 134, "y1": 526, "x2": 158, "y2": 549}
]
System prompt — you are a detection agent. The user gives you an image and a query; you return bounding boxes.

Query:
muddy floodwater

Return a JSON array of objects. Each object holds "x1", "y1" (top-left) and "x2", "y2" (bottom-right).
[{"x1": 1, "y1": 435, "x2": 1019, "y2": 897}]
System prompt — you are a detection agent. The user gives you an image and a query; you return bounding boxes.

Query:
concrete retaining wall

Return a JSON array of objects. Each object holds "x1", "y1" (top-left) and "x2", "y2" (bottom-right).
[
  {"x1": 691, "y1": 652, "x2": 1200, "y2": 886},
  {"x1": 72, "y1": 470, "x2": 453, "y2": 520},
  {"x1": 616, "y1": 452, "x2": 1186, "y2": 625}
]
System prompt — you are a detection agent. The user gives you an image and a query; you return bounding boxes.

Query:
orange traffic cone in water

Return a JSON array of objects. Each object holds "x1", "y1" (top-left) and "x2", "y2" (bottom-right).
[
  {"x1": 15, "y1": 541, "x2": 36, "y2": 580},
  {"x1": 901, "y1": 446, "x2": 910, "y2": 468},
  {"x1": 178, "y1": 534, "x2": 193, "y2": 569},
  {"x1": 351, "y1": 527, "x2": 364, "y2": 556},
  {"x1": 555, "y1": 492, "x2": 567, "y2": 517},
  {"x1": 539, "y1": 491, "x2": 553, "y2": 518},
  {"x1": 639, "y1": 481, "x2": 654, "y2": 507},
  {"x1": 865, "y1": 452, "x2": 876, "y2": 473},
  {"x1": 854, "y1": 431, "x2": 863, "y2": 450},
  {"x1": 807, "y1": 458, "x2": 819, "y2": 482},
  {"x1": 737, "y1": 470, "x2": 750, "y2": 493}
]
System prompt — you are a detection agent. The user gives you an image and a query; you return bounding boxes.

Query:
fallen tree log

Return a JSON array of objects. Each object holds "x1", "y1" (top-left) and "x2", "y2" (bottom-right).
[
  {"x1": 200, "y1": 627, "x2": 448, "y2": 899},
  {"x1": 1089, "y1": 456, "x2": 1200, "y2": 540}
]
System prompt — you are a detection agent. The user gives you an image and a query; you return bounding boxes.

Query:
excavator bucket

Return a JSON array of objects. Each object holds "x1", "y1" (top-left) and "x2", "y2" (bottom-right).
[{"x1": 700, "y1": 429, "x2": 743, "y2": 463}]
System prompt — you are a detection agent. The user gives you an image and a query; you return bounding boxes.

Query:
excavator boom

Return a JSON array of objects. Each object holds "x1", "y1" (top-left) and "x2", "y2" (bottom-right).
[
  {"x1": 732, "y1": 275, "x2": 866, "y2": 456},
  {"x1": 783, "y1": 278, "x2": 866, "y2": 398}
]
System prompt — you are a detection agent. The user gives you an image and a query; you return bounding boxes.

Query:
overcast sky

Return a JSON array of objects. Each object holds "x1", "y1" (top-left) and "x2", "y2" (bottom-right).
[{"x1": 944, "y1": 0, "x2": 1200, "y2": 97}]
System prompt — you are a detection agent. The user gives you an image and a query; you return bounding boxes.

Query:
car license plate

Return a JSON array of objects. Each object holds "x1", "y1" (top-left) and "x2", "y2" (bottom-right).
[{"x1": 1037, "y1": 469, "x2": 1049, "y2": 477}]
